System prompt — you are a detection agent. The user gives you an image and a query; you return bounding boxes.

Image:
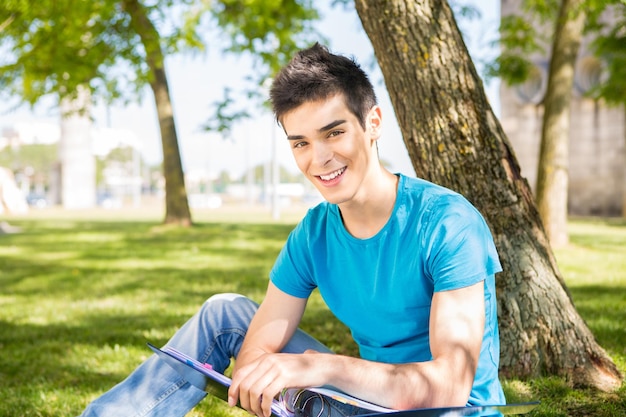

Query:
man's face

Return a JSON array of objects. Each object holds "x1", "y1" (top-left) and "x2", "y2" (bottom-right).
[{"x1": 281, "y1": 94, "x2": 382, "y2": 206}]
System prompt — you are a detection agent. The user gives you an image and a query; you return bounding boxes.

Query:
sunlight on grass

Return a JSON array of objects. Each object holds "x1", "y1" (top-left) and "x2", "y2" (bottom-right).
[
  {"x1": 0, "y1": 213, "x2": 624, "y2": 416},
  {"x1": 0, "y1": 245, "x2": 23, "y2": 256},
  {"x1": 539, "y1": 218, "x2": 626, "y2": 417}
]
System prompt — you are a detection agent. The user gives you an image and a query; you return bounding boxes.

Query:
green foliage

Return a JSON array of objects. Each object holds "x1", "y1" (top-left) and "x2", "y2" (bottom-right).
[
  {"x1": 486, "y1": 15, "x2": 545, "y2": 84},
  {"x1": 1, "y1": 0, "x2": 139, "y2": 105},
  {"x1": 203, "y1": 0, "x2": 324, "y2": 136},
  {"x1": 0, "y1": 143, "x2": 57, "y2": 173},
  {"x1": 0, "y1": 0, "x2": 321, "y2": 116},
  {"x1": 523, "y1": 0, "x2": 561, "y2": 21},
  {"x1": 212, "y1": 0, "x2": 320, "y2": 75},
  {"x1": 0, "y1": 212, "x2": 623, "y2": 416},
  {"x1": 589, "y1": 5, "x2": 626, "y2": 105},
  {"x1": 488, "y1": 0, "x2": 626, "y2": 106},
  {"x1": 202, "y1": 87, "x2": 252, "y2": 136}
]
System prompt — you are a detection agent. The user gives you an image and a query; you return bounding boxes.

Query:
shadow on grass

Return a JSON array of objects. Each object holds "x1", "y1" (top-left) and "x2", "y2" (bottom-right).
[
  {"x1": 568, "y1": 284, "x2": 626, "y2": 354},
  {"x1": 0, "y1": 219, "x2": 299, "y2": 416},
  {"x1": 300, "y1": 304, "x2": 360, "y2": 357},
  {"x1": 1, "y1": 220, "x2": 294, "y2": 298}
]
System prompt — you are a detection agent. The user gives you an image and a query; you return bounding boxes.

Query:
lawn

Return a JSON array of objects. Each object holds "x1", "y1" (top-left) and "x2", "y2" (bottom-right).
[{"x1": 0, "y1": 207, "x2": 624, "y2": 416}]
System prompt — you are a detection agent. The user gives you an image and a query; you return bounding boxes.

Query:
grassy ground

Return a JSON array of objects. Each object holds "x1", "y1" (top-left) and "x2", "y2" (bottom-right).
[{"x1": 0, "y1": 206, "x2": 624, "y2": 416}]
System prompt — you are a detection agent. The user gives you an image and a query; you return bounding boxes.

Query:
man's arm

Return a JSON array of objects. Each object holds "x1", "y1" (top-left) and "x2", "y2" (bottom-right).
[
  {"x1": 228, "y1": 282, "x2": 312, "y2": 415},
  {"x1": 229, "y1": 281, "x2": 485, "y2": 416},
  {"x1": 313, "y1": 281, "x2": 486, "y2": 410}
]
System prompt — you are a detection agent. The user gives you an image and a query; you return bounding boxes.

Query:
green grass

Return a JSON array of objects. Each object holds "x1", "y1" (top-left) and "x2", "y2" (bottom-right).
[{"x1": 0, "y1": 208, "x2": 624, "y2": 416}]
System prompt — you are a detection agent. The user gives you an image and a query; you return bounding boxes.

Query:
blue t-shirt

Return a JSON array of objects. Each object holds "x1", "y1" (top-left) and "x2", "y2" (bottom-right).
[{"x1": 270, "y1": 174, "x2": 505, "y2": 405}]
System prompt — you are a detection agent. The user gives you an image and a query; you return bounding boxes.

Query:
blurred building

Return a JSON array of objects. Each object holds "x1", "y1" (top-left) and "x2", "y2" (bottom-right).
[
  {"x1": 499, "y1": 0, "x2": 625, "y2": 216},
  {"x1": 1, "y1": 120, "x2": 148, "y2": 209}
]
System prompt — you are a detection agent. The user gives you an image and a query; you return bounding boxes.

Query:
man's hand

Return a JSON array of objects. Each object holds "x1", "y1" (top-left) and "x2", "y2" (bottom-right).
[
  {"x1": 228, "y1": 351, "x2": 326, "y2": 417},
  {"x1": 226, "y1": 283, "x2": 309, "y2": 416}
]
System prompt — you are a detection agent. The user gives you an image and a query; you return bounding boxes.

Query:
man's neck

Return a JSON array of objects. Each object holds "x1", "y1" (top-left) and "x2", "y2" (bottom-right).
[{"x1": 338, "y1": 170, "x2": 399, "y2": 239}]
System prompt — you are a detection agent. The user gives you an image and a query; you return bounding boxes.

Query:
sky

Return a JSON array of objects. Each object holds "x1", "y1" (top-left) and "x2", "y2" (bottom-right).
[{"x1": 0, "y1": 1, "x2": 501, "y2": 181}]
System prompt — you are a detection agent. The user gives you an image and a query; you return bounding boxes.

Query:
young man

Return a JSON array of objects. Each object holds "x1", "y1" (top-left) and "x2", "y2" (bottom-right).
[{"x1": 80, "y1": 43, "x2": 505, "y2": 417}]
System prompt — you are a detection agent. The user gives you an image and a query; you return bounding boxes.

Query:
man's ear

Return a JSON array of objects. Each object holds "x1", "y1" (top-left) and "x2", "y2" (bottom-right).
[{"x1": 367, "y1": 105, "x2": 383, "y2": 140}]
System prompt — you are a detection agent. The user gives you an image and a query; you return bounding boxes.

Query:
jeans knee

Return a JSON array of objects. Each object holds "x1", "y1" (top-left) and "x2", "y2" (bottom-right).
[
  {"x1": 206, "y1": 293, "x2": 247, "y2": 304},
  {"x1": 200, "y1": 293, "x2": 258, "y2": 322}
]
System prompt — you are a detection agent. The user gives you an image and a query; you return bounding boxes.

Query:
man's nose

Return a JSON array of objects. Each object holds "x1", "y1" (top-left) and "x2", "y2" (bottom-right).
[{"x1": 312, "y1": 142, "x2": 332, "y2": 166}]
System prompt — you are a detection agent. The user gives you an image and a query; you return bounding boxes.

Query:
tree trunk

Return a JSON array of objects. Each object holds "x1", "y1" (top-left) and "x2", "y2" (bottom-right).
[
  {"x1": 354, "y1": 0, "x2": 622, "y2": 391},
  {"x1": 122, "y1": 0, "x2": 192, "y2": 226},
  {"x1": 535, "y1": 0, "x2": 586, "y2": 247}
]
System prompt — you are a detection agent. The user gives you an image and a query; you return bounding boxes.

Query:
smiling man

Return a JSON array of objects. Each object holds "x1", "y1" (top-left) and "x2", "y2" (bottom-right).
[{"x1": 79, "y1": 43, "x2": 505, "y2": 417}]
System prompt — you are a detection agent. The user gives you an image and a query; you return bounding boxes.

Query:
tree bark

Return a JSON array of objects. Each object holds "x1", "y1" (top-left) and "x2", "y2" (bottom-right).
[
  {"x1": 535, "y1": 0, "x2": 587, "y2": 247},
  {"x1": 354, "y1": 0, "x2": 622, "y2": 391},
  {"x1": 122, "y1": 0, "x2": 192, "y2": 226}
]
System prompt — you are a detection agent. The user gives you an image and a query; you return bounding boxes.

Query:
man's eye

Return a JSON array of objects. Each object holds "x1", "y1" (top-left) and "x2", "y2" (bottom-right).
[
  {"x1": 328, "y1": 130, "x2": 342, "y2": 138},
  {"x1": 293, "y1": 141, "x2": 307, "y2": 149}
]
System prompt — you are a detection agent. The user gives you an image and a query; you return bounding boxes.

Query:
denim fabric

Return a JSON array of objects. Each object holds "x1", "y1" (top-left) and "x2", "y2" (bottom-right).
[{"x1": 79, "y1": 293, "x2": 332, "y2": 417}]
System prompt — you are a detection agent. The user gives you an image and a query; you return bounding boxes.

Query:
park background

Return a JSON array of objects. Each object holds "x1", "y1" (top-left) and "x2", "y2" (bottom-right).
[
  {"x1": 1, "y1": 0, "x2": 500, "y2": 214},
  {"x1": 1, "y1": 1, "x2": 625, "y2": 416}
]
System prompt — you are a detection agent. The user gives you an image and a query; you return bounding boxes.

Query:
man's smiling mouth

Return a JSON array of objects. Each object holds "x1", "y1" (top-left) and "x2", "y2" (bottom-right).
[{"x1": 318, "y1": 167, "x2": 346, "y2": 182}]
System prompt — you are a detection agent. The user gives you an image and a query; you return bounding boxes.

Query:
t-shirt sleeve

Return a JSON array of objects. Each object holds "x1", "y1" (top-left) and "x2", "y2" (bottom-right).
[
  {"x1": 422, "y1": 194, "x2": 502, "y2": 292},
  {"x1": 270, "y1": 218, "x2": 317, "y2": 298}
]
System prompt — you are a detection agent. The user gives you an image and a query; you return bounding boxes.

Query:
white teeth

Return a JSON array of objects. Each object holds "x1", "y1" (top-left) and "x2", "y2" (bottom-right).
[{"x1": 320, "y1": 167, "x2": 345, "y2": 181}]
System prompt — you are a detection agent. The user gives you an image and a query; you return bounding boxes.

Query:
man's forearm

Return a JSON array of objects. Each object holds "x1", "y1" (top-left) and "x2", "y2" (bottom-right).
[{"x1": 313, "y1": 353, "x2": 473, "y2": 410}]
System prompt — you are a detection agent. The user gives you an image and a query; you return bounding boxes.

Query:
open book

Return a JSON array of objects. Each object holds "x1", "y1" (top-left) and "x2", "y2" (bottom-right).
[
  {"x1": 147, "y1": 343, "x2": 391, "y2": 417},
  {"x1": 147, "y1": 343, "x2": 539, "y2": 417}
]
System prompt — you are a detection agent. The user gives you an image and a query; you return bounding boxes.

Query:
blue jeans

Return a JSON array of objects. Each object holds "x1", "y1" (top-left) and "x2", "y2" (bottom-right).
[{"x1": 79, "y1": 293, "x2": 362, "y2": 417}]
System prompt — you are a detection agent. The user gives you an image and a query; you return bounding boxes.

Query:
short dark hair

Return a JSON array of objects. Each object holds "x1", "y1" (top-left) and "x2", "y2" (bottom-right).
[{"x1": 270, "y1": 43, "x2": 377, "y2": 130}]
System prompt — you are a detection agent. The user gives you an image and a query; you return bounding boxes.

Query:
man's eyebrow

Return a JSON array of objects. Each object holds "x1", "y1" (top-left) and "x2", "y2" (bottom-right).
[
  {"x1": 319, "y1": 119, "x2": 346, "y2": 133},
  {"x1": 286, "y1": 119, "x2": 347, "y2": 141}
]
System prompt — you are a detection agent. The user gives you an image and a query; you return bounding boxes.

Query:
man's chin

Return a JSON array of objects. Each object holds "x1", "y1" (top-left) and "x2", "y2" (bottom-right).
[{"x1": 317, "y1": 192, "x2": 348, "y2": 206}]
